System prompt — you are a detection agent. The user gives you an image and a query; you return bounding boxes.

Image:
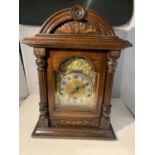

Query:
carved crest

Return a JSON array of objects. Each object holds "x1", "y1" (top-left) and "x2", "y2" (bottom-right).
[{"x1": 55, "y1": 21, "x2": 104, "y2": 34}]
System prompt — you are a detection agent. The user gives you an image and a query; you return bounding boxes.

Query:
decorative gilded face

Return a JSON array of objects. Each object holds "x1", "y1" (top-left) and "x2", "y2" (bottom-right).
[{"x1": 55, "y1": 57, "x2": 97, "y2": 110}]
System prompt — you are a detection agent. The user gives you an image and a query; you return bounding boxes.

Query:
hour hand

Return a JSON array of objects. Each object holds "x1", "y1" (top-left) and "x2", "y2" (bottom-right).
[
  {"x1": 69, "y1": 83, "x2": 88, "y2": 95},
  {"x1": 69, "y1": 86, "x2": 80, "y2": 95}
]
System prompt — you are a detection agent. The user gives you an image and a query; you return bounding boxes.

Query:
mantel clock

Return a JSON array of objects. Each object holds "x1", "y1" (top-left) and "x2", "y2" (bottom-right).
[{"x1": 22, "y1": 5, "x2": 132, "y2": 139}]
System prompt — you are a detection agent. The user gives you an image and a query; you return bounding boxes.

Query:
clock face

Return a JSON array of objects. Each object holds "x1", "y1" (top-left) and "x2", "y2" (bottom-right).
[
  {"x1": 59, "y1": 72, "x2": 93, "y2": 104},
  {"x1": 55, "y1": 57, "x2": 97, "y2": 110}
]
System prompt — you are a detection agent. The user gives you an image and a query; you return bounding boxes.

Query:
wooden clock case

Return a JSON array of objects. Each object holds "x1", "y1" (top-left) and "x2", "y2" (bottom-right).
[{"x1": 22, "y1": 5, "x2": 132, "y2": 140}]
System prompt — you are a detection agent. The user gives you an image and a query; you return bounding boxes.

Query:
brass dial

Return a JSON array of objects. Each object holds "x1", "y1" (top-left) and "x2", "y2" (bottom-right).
[
  {"x1": 55, "y1": 57, "x2": 97, "y2": 109},
  {"x1": 59, "y1": 73, "x2": 93, "y2": 103}
]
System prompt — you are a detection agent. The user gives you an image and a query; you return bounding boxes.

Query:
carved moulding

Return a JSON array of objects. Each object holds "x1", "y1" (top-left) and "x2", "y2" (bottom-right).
[
  {"x1": 52, "y1": 120, "x2": 98, "y2": 127},
  {"x1": 55, "y1": 21, "x2": 103, "y2": 34}
]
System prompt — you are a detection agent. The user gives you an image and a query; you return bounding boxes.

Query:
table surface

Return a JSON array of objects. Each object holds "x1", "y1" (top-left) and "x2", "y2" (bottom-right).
[{"x1": 20, "y1": 95, "x2": 135, "y2": 155}]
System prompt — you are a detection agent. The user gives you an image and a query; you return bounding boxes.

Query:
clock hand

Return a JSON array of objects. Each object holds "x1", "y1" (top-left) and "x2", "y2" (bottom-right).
[
  {"x1": 69, "y1": 83, "x2": 88, "y2": 95},
  {"x1": 69, "y1": 86, "x2": 80, "y2": 95}
]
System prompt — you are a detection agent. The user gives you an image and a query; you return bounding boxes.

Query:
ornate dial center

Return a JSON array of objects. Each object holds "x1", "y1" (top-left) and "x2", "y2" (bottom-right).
[
  {"x1": 59, "y1": 73, "x2": 93, "y2": 101},
  {"x1": 65, "y1": 80, "x2": 86, "y2": 98}
]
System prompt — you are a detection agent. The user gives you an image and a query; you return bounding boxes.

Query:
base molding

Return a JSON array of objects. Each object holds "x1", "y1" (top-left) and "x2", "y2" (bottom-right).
[{"x1": 32, "y1": 122, "x2": 116, "y2": 140}]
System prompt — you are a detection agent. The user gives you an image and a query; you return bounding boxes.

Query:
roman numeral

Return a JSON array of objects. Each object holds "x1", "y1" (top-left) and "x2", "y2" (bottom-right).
[{"x1": 63, "y1": 81, "x2": 67, "y2": 85}]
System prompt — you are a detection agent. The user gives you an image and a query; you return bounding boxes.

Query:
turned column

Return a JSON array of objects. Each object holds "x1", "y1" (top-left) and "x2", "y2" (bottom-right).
[
  {"x1": 34, "y1": 48, "x2": 48, "y2": 127},
  {"x1": 100, "y1": 51, "x2": 120, "y2": 129}
]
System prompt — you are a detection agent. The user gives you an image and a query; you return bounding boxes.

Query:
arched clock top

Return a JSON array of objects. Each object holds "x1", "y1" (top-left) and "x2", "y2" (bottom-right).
[
  {"x1": 40, "y1": 5, "x2": 115, "y2": 35},
  {"x1": 22, "y1": 5, "x2": 132, "y2": 50}
]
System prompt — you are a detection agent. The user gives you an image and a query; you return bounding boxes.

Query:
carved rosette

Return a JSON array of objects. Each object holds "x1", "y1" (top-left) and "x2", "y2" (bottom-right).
[
  {"x1": 100, "y1": 51, "x2": 120, "y2": 129},
  {"x1": 71, "y1": 4, "x2": 86, "y2": 21},
  {"x1": 34, "y1": 48, "x2": 48, "y2": 127}
]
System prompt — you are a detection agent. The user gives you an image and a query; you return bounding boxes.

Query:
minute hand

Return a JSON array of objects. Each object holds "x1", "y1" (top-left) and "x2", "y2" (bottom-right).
[{"x1": 69, "y1": 83, "x2": 88, "y2": 95}]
